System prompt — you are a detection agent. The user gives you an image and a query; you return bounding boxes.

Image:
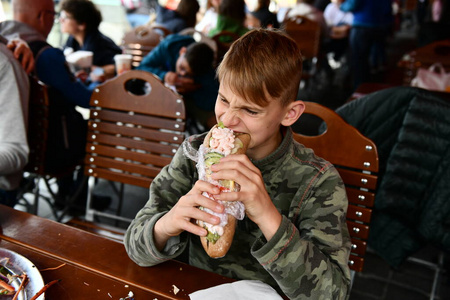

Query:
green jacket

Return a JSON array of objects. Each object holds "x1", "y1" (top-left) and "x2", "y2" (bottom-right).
[
  {"x1": 208, "y1": 15, "x2": 249, "y2": 42},
  {"x1": 125, "y1": 128, "x2": 351, "y2": 299}
]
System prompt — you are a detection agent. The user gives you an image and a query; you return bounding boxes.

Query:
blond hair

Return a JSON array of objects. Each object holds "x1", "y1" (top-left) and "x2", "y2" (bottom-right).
[{"x1": 217, "y1": 29, "x2": 302, "y2": 107}]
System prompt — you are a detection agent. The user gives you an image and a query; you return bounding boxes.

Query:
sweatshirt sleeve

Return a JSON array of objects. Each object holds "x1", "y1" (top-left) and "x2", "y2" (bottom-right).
[
  {"x1": 35, "y1": 47, "x2": 92, "y2": 108},
  {"x1": 124, "y1": 139, "x2": 197, "y2": 266},
  {"x1": 251, "y1": 168, "x2": 351, "y2": 300}
]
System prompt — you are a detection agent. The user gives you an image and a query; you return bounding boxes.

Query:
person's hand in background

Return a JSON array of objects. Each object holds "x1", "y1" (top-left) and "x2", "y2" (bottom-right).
[{"x1": 7, "y1": 38, "x2": 34, "y2": 74}]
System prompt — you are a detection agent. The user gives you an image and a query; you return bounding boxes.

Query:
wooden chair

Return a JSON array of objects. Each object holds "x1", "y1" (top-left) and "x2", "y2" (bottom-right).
[
  {"x1": 84, "y1": 70, "x2": 186, "y2": 223},
  {"x1": 283, "y1": 16, "x2": 321, "y2": 85},
  {"x1": 292, "y1": 102, "x2": 379, "y2": 282},
  {"x1": 121, "y1": 25, "x2": 171, "y2": 68},
  {"x1": 16, "y1": 76, "x2": 86, "y2": 221}
]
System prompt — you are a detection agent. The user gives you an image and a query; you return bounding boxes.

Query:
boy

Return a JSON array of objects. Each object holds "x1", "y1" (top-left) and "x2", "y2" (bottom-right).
[{"x1": 125, "y1": 28, "x2": 351, "y2": 299}]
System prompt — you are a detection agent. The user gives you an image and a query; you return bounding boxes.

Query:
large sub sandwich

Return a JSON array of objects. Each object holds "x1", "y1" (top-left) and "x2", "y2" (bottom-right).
[{"x1": 197, "y1": 122, "x2": 250, "y2": 258}]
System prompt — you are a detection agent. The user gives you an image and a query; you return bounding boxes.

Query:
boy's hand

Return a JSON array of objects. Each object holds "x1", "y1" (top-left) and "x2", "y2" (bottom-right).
[
  {"x1": 211, "y1": 154, "x2": 283, "y2": 241},
  {"x1": 153, "y1": 180, "x2": 224, "y2": 250}
]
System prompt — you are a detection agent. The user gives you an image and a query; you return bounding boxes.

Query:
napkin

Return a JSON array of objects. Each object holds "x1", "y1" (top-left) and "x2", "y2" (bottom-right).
[{"x1": 189, "y1": 280, "x2": 284, "y2": 300}]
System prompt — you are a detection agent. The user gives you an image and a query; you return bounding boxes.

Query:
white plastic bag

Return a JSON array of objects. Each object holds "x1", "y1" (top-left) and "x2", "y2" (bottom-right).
[{"x1": 411, "y1": 63, "x2": 450, "y2": 92}]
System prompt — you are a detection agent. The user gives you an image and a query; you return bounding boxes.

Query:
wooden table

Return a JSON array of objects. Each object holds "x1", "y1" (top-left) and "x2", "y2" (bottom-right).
[{"x1": 0, "y1": 205, "x2": 234, "y2": 299}]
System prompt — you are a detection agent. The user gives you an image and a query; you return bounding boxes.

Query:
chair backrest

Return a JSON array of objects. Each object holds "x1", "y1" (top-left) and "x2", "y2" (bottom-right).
[
  {"x1": 121, "y1": 25, "x2": 170, "y2": 68},
  {"x1": 25, "y1": 76, "x2": 49, "y2": 175},
  {"x1": 293, "y1": 101, "x2": 379, "y2": 273},
  {"x1": 283, "y1": 15, "x2": 321, "y2": 61},
  {"x1": 84, "y1": 70, "x2": 186, "y2": 189}
]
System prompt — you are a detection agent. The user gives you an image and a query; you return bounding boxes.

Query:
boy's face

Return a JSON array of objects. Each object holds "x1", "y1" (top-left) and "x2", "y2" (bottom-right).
[{"x1": 215, "y1": 81, "x2": 302, "y2": 160}]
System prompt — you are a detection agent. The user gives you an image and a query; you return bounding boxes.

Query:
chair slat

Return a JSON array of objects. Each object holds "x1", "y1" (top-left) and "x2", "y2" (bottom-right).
[
  {"x1": 346, "y1": 188, "x2": 375, "y2": 207},
  {"x1": 86, "y1": 155, "x2": 162, "y2": 178},
  {"x1": 349, "y1": 255, "x2": 364, "y2": 273},
  {"x1": 87, "y1": 133, "x2": 179, "y2": 157},
  {"x1": 347, "y1": 204, "x2": 372, "y2": 223},
  {"x1": 88, "y1": 119, "x2": 184, "y2": 145},
  {"x1": 85, "y1": 143, "x2": 172, "y2": 167},
  {"x1": 347, "y1": 221, "x2": 370, "y2": 240},
  {"x1": 337, "y1": 168, "x2": 378, "y2": 190},
  {"x1": 88, "y1": 168, "x2": 152, "y2": 189},
  {"x1": 90, "y1": 109, "x2": 185, "y2": 132},
  {"x1": 350, "y1": 238, "x2": 367, "y2": 256}
]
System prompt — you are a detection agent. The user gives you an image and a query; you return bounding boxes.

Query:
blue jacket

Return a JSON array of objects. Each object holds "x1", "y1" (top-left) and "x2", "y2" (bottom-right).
[
  {"x1": 136, "y1": 34, "x2": 218, "y2": 112},
  {"x1": 340, "y1": 0, "x2": 393, "y2": 28}
]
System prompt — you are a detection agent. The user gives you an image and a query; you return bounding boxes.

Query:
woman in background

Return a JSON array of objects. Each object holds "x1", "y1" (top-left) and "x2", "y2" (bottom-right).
[{"x1": 60, "y1": 0, "x2": 122, "y2": 85}]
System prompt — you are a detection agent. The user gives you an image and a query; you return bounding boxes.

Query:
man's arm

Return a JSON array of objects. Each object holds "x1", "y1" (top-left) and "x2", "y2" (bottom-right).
[{"x1": 34, "y1": 47, "x2": 92, "y2": 108}]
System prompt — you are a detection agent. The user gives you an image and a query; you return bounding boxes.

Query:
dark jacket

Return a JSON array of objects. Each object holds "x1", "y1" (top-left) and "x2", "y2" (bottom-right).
[{"x1": 336, "y1": 86, "x2": 450, "y2": 267}]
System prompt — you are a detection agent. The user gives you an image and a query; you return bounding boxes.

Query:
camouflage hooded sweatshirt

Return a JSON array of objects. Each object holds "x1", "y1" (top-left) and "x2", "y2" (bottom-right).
[{"x1": 125, "y1": 128, "x2": 351, "y2": 299}]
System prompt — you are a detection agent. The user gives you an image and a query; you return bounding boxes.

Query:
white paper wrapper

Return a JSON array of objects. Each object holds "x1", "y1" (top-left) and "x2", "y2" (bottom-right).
[
  {"x1": 183, "y1": 142, "x2": 246, "y2": 230},
  {"x1": 189, "y1": 280, "x2": 283, "y2": 300}
]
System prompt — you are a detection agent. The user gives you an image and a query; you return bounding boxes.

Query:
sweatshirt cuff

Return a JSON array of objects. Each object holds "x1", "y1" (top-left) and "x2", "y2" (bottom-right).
[
  {"x1": 251, "y1": 215, "x2": 296, "y2": 264},
  {"x1": 145, "y1": 212, "x2": 188, "y2": 260}
]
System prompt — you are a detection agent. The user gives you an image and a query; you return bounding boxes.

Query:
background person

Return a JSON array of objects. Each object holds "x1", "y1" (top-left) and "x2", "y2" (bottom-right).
[
  {"x1": 59, "y1": 0, "x2": 122, "y2": 88},
  {"x1": 136, "y1": 33, "x2": 219, "y2": 133}
]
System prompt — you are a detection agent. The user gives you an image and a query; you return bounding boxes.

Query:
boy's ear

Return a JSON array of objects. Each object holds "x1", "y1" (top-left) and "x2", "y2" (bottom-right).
[{"x1": 281, "y1": 100, "x2": 305, "y2": 127}]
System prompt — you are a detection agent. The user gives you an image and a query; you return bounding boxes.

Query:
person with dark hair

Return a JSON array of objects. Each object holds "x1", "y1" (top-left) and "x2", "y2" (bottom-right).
[
  {"x1": 250, "y1": 0, "x2": 279, "y2": 28},
  {"x1": 154, "y1": 0, "x2": 200, "y2": 33},
  {"x1": 136, "y1": 33, "x2": 219, "y2": 131},
  {"x1": 60, "y1": 0, "x2": 122, "y2": 85},
  {"x1": 208, "y1": 0, "x2": 249, "y2": 40}
]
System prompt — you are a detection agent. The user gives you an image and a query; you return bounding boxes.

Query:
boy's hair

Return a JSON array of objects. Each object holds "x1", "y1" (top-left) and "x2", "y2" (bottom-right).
[
  {"x1": 60, "y1": 0, "x2": 102, "y2": 33},
  {"x1": 217, "y1": 29, "x2": 303, "y2": 107},
  {"x1": 185, "y1": 43, "x2": 214, "y2": 76}
]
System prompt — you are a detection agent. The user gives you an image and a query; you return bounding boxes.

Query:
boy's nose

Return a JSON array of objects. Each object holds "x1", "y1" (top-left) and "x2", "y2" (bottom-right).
[{"x1": 220, "y1": 110, "x2": 239, "y2": 127}]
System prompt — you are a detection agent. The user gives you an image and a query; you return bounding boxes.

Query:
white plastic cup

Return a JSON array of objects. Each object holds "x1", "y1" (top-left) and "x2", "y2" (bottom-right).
[{"x1": 114, "y1": 54, "x2": 133, "y2": 75}]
